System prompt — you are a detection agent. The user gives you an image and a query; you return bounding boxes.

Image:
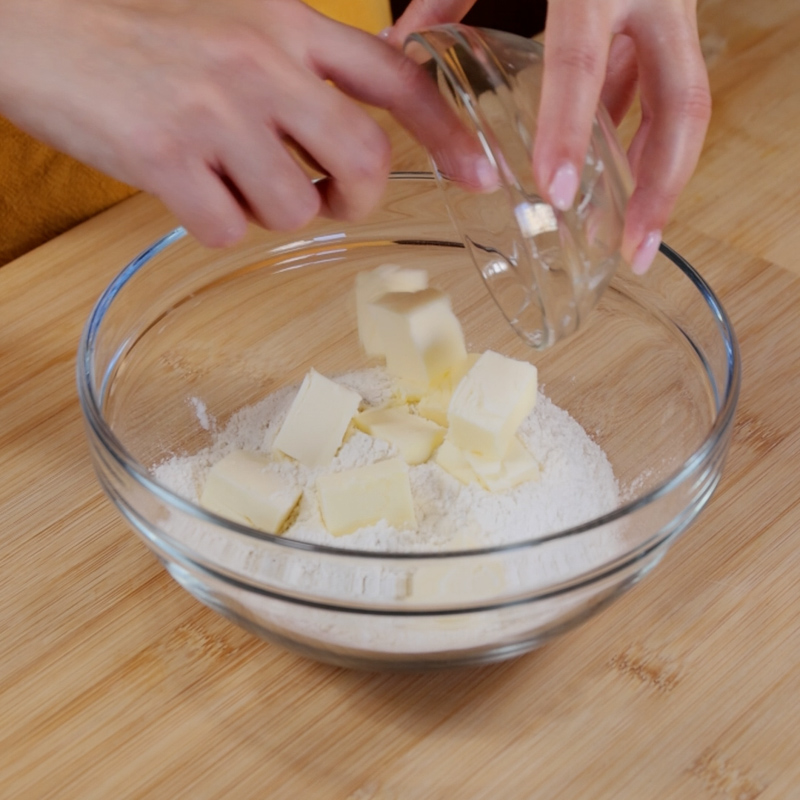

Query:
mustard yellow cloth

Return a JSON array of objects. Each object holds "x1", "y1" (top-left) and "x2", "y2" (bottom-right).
[
  {"x1": 0, "y1": 116, "x2": 138, "y2": 265},
  {"x1": 0, "y1": 0, "x2": 391, "y2": 266}
]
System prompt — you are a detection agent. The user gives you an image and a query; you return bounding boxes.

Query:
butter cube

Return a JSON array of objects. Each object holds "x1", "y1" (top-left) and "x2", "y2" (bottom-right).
[
  {"x1": 434, "y1": 440, "x2": 480, "y2": 486},
  {"x1": 447, "y1": 350, "x2": 538, "y2": 459},
  {"x1": 416, "y1": 352, "x2": 481, "y2": 426},
  {"x1": 356, "y1": 264, "x2": 428, "y2": 356},
  {"x1": 273, "y1": 369, "x2": 361, "y2": 468},
  {"x1": 391, "y1": 379, "x2": 427, "y2": 405},
  {"x1": 355, "y1": 406, "x2": 445, "y2": 465},
  {"x1": 464, "y1": 436, "x2": 540, "y2": 492},
  {"x1": 415, "y1": 386, "x2": 450, "y2": 427},
  {"x1": 200, "y1": 450, "x2": 301, "y2": 534},
  {"x1": 369, "y1": 288, "x2": 467, "y2": 388},
  {"x1": 317, "y1": 458, "x2": 416, "y2": 536}
]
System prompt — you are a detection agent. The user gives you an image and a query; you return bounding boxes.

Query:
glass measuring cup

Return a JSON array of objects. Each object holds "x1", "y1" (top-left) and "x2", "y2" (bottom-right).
[{"x1": 405, "y1": 25, "x2": 634, "y2": 349}]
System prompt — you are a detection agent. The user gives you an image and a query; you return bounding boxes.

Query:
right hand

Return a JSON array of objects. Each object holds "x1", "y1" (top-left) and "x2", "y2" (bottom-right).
[{"x1": 0, "y1": 0, "x2": 494, "y2": 247}]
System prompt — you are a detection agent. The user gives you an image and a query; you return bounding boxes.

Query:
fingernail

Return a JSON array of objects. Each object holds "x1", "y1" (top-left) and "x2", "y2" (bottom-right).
[
  {"x1": 631, "y1": 230, "x2": 662, "y2": 275},
  {"x1": 474, "y1": 156, "x2": 499, "y2": 191},
  {"x1": 548, "y1": 162, "x2": 579, "y2": 211},
  {"x1": 378, "y1": 26, "x2": 392, "y2": 39}
]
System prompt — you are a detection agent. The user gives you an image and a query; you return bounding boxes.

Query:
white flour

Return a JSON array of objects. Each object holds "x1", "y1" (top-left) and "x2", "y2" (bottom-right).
[
  {"x1": 156, "y1": 368, "x2": 619, "y2": 551},
  {"x1": 152, "y1": 368, "x2": 626, "y2": 657},
  {"x1": 188, "y1": 396, "x2": 212, "y2": 432}
]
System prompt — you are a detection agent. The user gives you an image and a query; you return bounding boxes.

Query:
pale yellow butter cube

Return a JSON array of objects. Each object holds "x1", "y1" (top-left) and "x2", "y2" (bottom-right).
[
  {"x1": 356, "y1": 264, "x2": 428, "y2": 357},
  {"x1": 445, "y1": 351, "x2": 481, "y2": 389},
  {"x1": 416, "y1": 352, "x2": 480, "y2": 425},
  {"x1": 434, "y1": 440, "x2": 480, "y2": 486},
  {"x1": 200, "y1": 450, "x2": 301, "y2": 534},
  {"x1": 369, "y1": 288, "x2": 467, "y2": 388},
  {"x1": 464, "y1": 436, "x2": 540, "y2": 492},
  {"x1": 355, "y1": 405, "x2": 445, "y2": 465},
  {"x1": 391, "y1": 379, "x2": 427, "y2": 405},
  {"x1": 317, "y1": 458, "x2": 416, "y2": 536},
  {"x1": 273, "y1": 369, "x2": 361, "y2": 468},
  {"x1": 415, "y1": 386, "x2": 450, "y2": 427},
  {"x1": 447, "y1": 350, "x2": 537, "y2": 459}
]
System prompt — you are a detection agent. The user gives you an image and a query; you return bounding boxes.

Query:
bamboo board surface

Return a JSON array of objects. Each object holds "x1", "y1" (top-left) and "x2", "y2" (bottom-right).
[{"x1": 2, "y1": 0, "x2": 800, "y2": 796}]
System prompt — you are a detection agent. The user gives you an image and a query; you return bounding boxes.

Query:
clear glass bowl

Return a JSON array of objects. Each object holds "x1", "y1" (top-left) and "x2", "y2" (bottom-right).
[
  {"x1": 406, "y1": 25, "x2": 634, "y2": 349},
  {"x1": 77, "y1": 174, "x2": 739, "y2": 670}
]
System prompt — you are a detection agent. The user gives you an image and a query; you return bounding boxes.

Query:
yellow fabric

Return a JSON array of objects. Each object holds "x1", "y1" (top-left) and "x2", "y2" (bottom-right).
[
  {"x1": 0, "y1": 0, "x2": 392, "y2": 266},
  {"x1": 0, "y1": 116, "x2": 138, "y2": 265},
  {"x1": 311, "y1": 0, "x2": 392, "y2": 32}
]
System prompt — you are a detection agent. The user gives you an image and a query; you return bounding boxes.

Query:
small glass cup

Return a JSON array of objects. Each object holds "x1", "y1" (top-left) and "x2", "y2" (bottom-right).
[{"x1": 405, "y1": 25, "x2": 634, "y2": 349}]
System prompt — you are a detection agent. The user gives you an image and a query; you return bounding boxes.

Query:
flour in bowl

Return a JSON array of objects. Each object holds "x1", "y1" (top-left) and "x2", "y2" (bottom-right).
[
  {"x1": 151, "y1": 366, "x2": 626, "y2": 656},
  {"x1": 154, "y1": 367, "x2": 619, "y2": 552}
]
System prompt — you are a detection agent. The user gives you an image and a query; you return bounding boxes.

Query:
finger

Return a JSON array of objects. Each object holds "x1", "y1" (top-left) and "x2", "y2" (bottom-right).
[
  {"x1": 272, "y1": 76, "x2": 392, "y2": 222},
  {"x1": 600, "y1": 33, "x2": 639, "y2": 126},
  {"x1": 622, "y1": 10, "x2": 711, "y2": 273},
  {"x1": 310, "y1": 18, "x2": 498, "y2": 193},
  {"x1": 387, "y1": 0, "x2": 476, "y2": 47},
  {"x1": 626, "y1": 112, "x2": 651, "y2": 178},
  {"x1": 149, "y1": 161, "x2": 249, "y2": 248},
  {"x1": 533, "y1": 0, "x2": 615, "y2": 212},
  {"x1": 217, "y1": 121, "x2": 323, "y2": 230}
]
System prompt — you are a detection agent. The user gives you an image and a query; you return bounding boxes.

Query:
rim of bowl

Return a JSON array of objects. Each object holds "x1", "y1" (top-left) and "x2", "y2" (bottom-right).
[{"x1": 76, "y1": 172, "x2": 741, "y2": 562}]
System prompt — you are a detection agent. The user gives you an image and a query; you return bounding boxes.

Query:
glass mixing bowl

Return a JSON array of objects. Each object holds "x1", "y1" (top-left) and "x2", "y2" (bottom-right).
[{"x1": 77, "y1": 174, "x2": 739, "y2": 670}]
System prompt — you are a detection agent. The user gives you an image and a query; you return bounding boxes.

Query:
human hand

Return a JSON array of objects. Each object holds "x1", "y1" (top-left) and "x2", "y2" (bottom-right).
[
  {"x1": 0, "y1": 0, "x2": 494, "y2": 247},
  {"x1": 390, "y1": 0, "x2": 712, "y2": 274}
]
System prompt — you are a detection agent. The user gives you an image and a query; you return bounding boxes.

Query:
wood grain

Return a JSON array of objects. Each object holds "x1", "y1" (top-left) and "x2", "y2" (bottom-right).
[{"x1": 3, "y1": 0, "x2": 800, "y2": 796}]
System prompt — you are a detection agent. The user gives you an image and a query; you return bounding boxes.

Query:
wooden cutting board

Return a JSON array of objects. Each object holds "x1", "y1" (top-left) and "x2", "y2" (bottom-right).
[{"x1": 2, "y1": 1, "x2": 800, "y2": 797}]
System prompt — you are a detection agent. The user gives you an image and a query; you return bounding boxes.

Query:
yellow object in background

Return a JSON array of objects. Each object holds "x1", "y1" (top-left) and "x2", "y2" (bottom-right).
[
  {"x1": 305, "y1": 0, "x2": 392, "y2": 33},
  {"x1": 0, "y1": 116, "x2": 138, "y2": 266}
]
